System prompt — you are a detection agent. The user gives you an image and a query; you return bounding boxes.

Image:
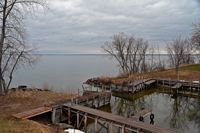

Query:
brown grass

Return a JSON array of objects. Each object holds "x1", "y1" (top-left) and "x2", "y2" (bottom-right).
[
  {"x1": 99, "y1": 76, "x2": 113, "y2": 84},
  {"x1": 101, "y1": 63, "x2": 200, "y2": 84},
  {"x1": 0, "y1": 90, "x2": 72, "y2": 133}
]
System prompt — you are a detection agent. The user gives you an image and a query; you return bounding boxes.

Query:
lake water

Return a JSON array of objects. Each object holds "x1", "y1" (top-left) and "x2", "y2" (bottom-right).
[
  {"x1": 11, "y1": 55, "x2": 200, "y2": 133},
  {"x1": 11, "y1": 55, "x2": 119, "y2": 92}
]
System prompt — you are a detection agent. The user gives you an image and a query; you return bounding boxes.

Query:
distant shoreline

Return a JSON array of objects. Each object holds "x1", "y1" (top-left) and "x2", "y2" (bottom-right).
[{"x1": 41, "y1": 54, "x2": 170, "y2": 56}]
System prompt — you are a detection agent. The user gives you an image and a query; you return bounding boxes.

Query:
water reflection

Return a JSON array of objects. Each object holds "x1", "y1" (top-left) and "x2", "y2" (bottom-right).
[{"x1": 97, "y1": 88, "x2": 200, "y2": 133}]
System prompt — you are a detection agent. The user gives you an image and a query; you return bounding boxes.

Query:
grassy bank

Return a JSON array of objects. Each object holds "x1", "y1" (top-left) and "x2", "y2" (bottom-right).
[
  {"x1": 105, "y1": 63, "x2": 200, "y2": 84},
  {"x1": 0, "y1": 90, "x2": 73, "y2": 133}
]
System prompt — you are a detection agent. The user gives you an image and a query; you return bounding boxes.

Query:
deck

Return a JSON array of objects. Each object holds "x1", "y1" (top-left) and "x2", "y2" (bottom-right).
[
  {"x1": 145, "y1": 80, "x2": 156, "y2": 85},
  {"x1": 171, "y1": 83, "x2": 182, "y2": 89},
  {"x1": 12, "y1": 107, "x2": 52, "y2": 120},
  {"x1": 131, "y1": 108, "x2": 152, "y2": 121},
  {"x1": 63, "y1": 103, "x2": 182, "y2": 133}
]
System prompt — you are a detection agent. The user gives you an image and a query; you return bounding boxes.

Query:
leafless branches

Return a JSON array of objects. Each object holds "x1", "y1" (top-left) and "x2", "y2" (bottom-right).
[
  {"x1": 101, "y1": 32, "x2": 154, "y2": 75},
  {"x1": 0, "y1": 0, "x2": 51, "y2": 94},
  {"x1": 166, "y1": 36, "x2": 193, "y2": 79},
  {"x1": 191, "y1": 19, "x2": 200, "y2": 62}
]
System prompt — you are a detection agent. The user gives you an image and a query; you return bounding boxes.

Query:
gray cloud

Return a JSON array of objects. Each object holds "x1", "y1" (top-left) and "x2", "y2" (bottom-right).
[{"x1": 26, "y1": 0, "x2": 200, "y2": 54}]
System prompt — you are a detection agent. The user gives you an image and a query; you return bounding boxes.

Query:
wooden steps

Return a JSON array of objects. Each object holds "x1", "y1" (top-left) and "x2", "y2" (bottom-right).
[{"x1": 12, "y1": 107, "x2": 52, "y2": 120}]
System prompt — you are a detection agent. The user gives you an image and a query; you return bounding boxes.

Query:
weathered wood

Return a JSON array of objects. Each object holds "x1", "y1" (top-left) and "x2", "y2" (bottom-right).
[
  {"x1": 12, "y1": 107, "x2": 52, "y2": 120},
  {"x1": 171, "y1": 83, "x2": 182, "y2": 89},
  {"x1": 131, "y1": 108, "x2": 152, "y2": 121},
  {"x1": 77, "y1": 111, "x2": 79, "y2": 128},
  {"x1": 63, "y1": 103, "x2": 182, "y2": 133},
  {"x1": 95, "y1": 117, "x2": 98, "y2": 132},
  {"x1": 122, "y1": 124, "x2": 125, "y2": 133},
  {"x1": 97, "y1": 121, "x2": 108, "y2": 132},
  {"x1": 52, "y1": 108, "x2": 56, "y2": 124},
  {"x1": 68, "y1": 108, "x2": 71, "y2": 124},
  {"x1": 110, "y1": 121, "x2": 113, "y2": 133},
  {"x1": 145, "y1": 80, "x2": 156, "y2": 85},
  {"x1": 84, "y1": 113, "x2": 87, "y2": 129}
]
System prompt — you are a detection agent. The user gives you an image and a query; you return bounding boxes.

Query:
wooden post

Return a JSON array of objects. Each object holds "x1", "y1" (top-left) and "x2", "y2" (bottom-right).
[
  {"x1": 92, "y1": 96, "x2": 95, "y2": 106},
  {"x1": 104, "y1": 94, "x2": 107, "y2": 105},
  {"x1": 44, "y1": 98, "x2": 46, "y2": 107},
  {"x1": 52, "y1": 108, "x2": 56, "y2": 124},
  {"x1": 71, "y1": 96, "x2": 73, "y2": 105},
  {"x1": 110, "y1": 121, "x2": 113, "y2": 133},
  {"x1": 107, "y1": 122, "x2": 109, "y2": 133},
  {"x1": 157, "y1": 77, "x2": 158, "y2": 85},
  {"x1": 132, "y1": 79, "x2": 135, "y2": 93},
  {"x1": 98, "y1": 95, "x2": 100, "y2": 107},
  {"x1": 68, "y1": 108, "x2": 71, "y2": 124},
  {"x1": 76, "y1": 98, "x2": 78, "y2": 104},
  {"x1": 84, "y1": 113, "x2": 87, "y2": 130},
  {"x1": 60, "y1": 106, "x2": 62, "y2": 121},
  {"x1": 95, "y1": 117, "x2": 98, "y2": 132},
  {"x1": 97, "y1": 87, "x2": 98, "y2": 92},
  {"x1": 102, "y1": 85, "x2": 104, "y2": 92},
  {"x1": 82, "y1": 85, "x2": 85, "y2": 91},
  {"x1": 77, "y1": 111, "x2": 79, "y2": 128},
  {"x1": 110, "y1": 92, "x2": 112, "y2": 104},
  {"x1": 122, "y1": 124, "x2": 125, "y2": 133},
  {"x1": 182, "y1": 79, "x2": 183, "y2": 90},
  {"x1": 163, "y1": 77, "x2": 164, "y2": 86}
]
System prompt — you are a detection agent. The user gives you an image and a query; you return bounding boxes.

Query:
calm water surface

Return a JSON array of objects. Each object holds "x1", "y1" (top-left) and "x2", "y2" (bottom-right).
[
  {"x1": 11, "y1": 55, "x2": 119, "y2": 91},
  {"x1": 11, "y1": 55, "x2": 200, "y2": 133},
  {"x1": 88, "y1": 88, "x2": 200, "y2": 133}
]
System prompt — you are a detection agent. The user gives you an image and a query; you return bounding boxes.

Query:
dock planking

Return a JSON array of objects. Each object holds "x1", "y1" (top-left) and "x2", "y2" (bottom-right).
[
  {"x1": 171, "y1": 83, "x2": 182, "y2": 89},
  {"x1": 12, "y1": 107, "x2": 52, "y2": 120},
  {"x1": 131, "y1": 108, "x2": 152, "y2": 121},
  {"x1": 145, "y1": 80, "x2": 156, "y2": 85},
  {"x1": 63, "y1": 103, "x2": 182, "y2": 133}
]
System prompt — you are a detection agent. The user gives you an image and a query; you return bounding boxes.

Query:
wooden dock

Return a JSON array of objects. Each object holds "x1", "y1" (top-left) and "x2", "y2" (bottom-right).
[
  {"x1": 131, "y1": 108, "x2": 152, "y2": 121},
  {"x1": 156, "y1": 78, "x2": 200, "y2": 91},
  {"x1": 62, "y1": 103, "x2": 182, "y2": 133},
  {"x1": 12, "y1": 107, "x2": 52, "y2": 120},
  {"x1": 110, "y1": 78, "x2": 156, "y2": 93},
  {"x1": 145, "y1": 80, "x2": 156, "y2": 85},
  {"x1": 171, "y1": 83, "x2": 182, "y2": 89},
  {"x1": 50, "y1": 91, "x2": 112, "y2": 124},
  {"x1": 12, "y1": 91, "x2": 111, "y2": 125}
]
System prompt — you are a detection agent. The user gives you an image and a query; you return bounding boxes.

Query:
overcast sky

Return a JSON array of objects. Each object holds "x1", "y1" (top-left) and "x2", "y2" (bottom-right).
[{"x1": 26, "y1": 0, "x2": 200, "y2": 54}]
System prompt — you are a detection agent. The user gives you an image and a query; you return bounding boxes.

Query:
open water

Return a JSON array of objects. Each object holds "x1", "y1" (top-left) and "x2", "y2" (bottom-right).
[{"x1": 11, "y1": 54, "x2": 200, "y2": 133}]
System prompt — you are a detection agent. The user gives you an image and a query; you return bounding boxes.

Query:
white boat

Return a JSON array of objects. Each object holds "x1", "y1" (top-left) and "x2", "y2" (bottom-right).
[{"x1": 64, "y1": 129, "x2": 85, "y2": 133}]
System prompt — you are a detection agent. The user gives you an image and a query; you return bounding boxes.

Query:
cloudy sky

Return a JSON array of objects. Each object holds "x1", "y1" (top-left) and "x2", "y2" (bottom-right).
[{"x1": 26, "y1": 0, "x2": 200, "y2": 54}]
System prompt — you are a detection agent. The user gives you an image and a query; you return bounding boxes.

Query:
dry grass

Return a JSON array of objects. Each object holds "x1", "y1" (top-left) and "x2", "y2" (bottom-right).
[
  {"x1": 42, "y1": 84, "x2": 50, "y2": 91},
  {"x1": 0, "y1": 89, "x2": 72, "y2": 133},
  {"x1": 101, "y1": 63, "x2": 200, "y2": 84},
  {"x1": 99, "y1": 76, "x2": 113, "y2": 84}
]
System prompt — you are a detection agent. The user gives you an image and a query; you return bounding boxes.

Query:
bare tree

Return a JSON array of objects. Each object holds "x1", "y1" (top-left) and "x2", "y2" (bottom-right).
[
  {"x1": 191, "y1": 20, "x2": 200, "y2": 62},
  {"x1": 0, "y1": 0, "x2": 51, "y2": 94},
  {"x1": 101, "y1": 32, "x2": 129, "y2": 74},
  {"x1": 166, "y1": 36, "x2": 190, "y2": 79},
  {"x1": 101, "y1": 32, "x2": 150, "y2": 75}
]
